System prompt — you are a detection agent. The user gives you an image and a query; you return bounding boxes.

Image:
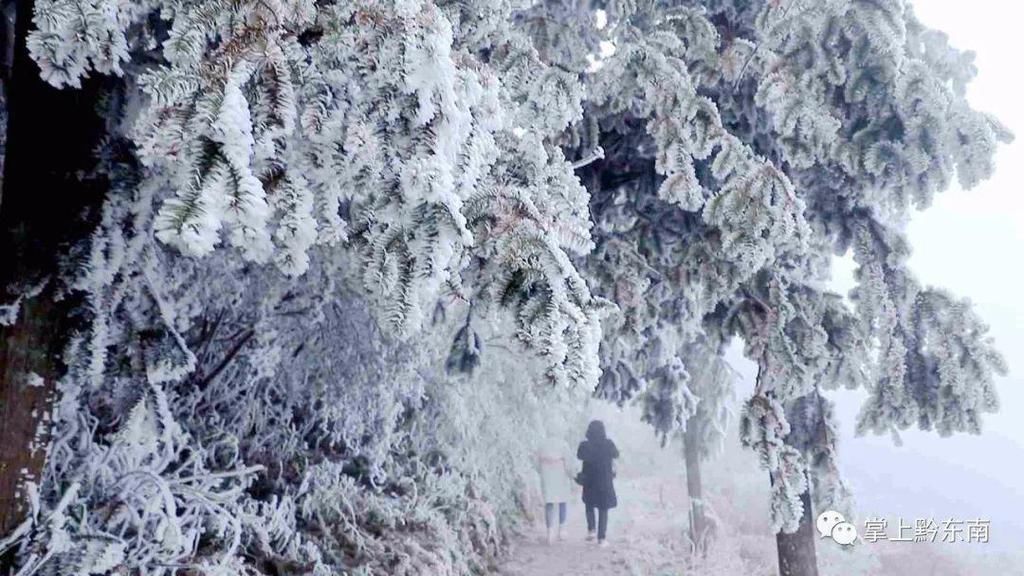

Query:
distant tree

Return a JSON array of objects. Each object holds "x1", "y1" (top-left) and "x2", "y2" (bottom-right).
[{"x1": 677, "y1": 340, "x2": 736, "y2": 556}]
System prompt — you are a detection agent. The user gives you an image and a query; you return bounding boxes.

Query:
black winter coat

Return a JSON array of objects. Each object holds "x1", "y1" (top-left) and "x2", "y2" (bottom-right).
[{"x1": 577, "y1": 438, "x2": 619, "y2": 509}]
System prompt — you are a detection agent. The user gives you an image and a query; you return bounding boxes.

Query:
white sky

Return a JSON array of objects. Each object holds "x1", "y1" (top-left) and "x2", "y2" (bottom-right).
[
  {"x1": 900, "y1": 0, "x2": 1024, "y2": 448},
  {"x1": 728, "y1": 0, "x2": 1024, "y2": 552}
]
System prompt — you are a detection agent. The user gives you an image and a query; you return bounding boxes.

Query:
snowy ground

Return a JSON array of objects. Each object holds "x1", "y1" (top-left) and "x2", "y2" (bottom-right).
[{"x1": 499, "y1": 472, "x2": 694, "y2": 576}]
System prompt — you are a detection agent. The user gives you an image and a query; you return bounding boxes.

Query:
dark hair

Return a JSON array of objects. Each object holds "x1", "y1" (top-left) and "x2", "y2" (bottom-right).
[{"x1": 585, "y1": 420, "x2": 606, "y2": 442}]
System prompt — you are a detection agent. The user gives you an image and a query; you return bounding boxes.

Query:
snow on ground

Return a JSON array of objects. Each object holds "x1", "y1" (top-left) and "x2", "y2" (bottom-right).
[{"x1": 499, "y1": 472, "x2": 693, "y2": 576}]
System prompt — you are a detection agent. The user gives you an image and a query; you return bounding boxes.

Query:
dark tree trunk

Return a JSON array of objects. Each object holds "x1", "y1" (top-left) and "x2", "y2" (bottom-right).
[
  {"x1": 0, "y1": 0, "x2": 106, "y2": 562},
  {"x1": 775, "y1": 488, "x2": 819, "y2": 576},
  {"x1": 0, "y1": 297, "x2": 61, "y2": 539},
  {"x1": 683, "y1": 423, "x2": 710, "y2": 555}
]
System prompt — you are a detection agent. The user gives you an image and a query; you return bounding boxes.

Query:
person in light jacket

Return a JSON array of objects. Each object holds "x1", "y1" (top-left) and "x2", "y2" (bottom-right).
[
  {"x1": 536, "y1": 436, "x2": 574, "y2": 544},
  {"x1": 577, "y1": 420, "x2": 619, "y2": 547}
]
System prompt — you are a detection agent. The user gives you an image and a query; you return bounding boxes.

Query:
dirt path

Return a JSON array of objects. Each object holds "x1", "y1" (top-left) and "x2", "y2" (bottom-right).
[{"x1": 498, "y1": 472, "x2": 693, "y2": 576}]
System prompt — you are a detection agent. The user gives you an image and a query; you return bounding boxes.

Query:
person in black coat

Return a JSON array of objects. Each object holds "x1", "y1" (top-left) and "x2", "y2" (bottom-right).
[{"x1": 577, "y1": 420, "x2": 619, "y2": 546}]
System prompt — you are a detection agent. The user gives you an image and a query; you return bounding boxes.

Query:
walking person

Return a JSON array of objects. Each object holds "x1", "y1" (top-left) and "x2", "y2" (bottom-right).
[
  {"x1": 536, "y1": 436, "x2": 573, "y2": 544},
  {"x1": 577, "y1": 420, "x2": 619, "y2": 547}
]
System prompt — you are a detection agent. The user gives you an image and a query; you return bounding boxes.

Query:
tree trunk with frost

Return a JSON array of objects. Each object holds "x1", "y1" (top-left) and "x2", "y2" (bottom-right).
[
  {"x1": 775, "y1": 488, "x2": 819, "y2": 576},
  {"x1": 683, "y1": 423, "x2": 710, "y2": 556},
  {"x1": 0, "y1": 0, "x2": 105, "y2": 563}
]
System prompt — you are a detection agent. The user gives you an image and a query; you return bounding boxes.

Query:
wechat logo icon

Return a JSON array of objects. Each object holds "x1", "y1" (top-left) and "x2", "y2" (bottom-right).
[{"x1": 816, "y1": 510, "x2": 857, "y2": 546}]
